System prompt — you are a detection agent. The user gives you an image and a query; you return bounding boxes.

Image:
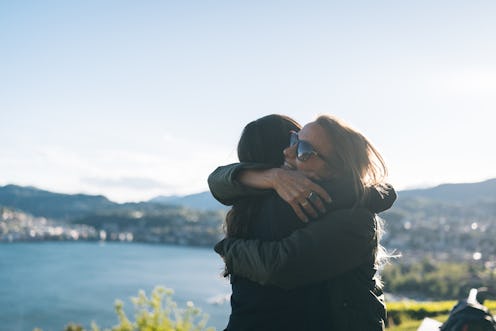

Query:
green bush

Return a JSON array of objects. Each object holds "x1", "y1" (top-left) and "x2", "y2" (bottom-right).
[
  {"x1": 35, "y1": 287, "x2": 215, "y2": 331},
  {"x1": 382, "y1": 259, "x2": 496, "y2": 300},
  {"x1": 386, "y1": 300, "x2": 496, "y2": 328}
]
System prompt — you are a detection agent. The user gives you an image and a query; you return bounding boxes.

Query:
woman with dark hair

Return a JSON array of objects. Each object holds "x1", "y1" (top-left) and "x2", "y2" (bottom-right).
[
  {"x1": 223, "y1": 114, "x2": 301, "y2": 241},
  {"x1": 214, "y1": 114, "x2": 396, "y2": 330}
]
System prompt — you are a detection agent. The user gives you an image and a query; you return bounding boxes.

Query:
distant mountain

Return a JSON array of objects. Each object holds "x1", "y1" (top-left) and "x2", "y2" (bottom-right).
[
  {"x1": 0, "y1": 184, "x2": 115, "y2": 220},
  {"x1": 2, "y1": 178, "x2": 494, "y2": 222},
  {"x1": 0, "y1": 184, "x2": 227, "y2": 222},
  {"x1": 150, "y1": 178, "x2": 496, "y2": 210},
  {"x1": 149, "y1": 191, "x2": 228, "y2": 211},
  {"x1": 398, "y1": 178, "x2": 496, "y2": 204}
]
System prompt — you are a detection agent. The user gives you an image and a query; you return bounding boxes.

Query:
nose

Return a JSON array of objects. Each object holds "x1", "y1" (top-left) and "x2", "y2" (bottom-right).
[{"x1": 283, "y1": 144, "x2": 297, "y2": 160}]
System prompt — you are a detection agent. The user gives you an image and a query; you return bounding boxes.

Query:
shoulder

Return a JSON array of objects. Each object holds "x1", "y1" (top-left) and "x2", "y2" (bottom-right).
[{"x1": 259, "y1": 191, "x2": 305, "y2": 238}]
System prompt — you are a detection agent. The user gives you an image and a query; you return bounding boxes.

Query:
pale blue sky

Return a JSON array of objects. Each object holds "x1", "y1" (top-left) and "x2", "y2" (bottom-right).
[{"x1": 1, "y1": 1, "x2": 495, "y2": 202}]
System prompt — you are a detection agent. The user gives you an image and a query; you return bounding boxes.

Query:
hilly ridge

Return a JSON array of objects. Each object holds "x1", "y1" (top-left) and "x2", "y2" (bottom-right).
[
  {"x1": 398, "y1": 178, "x2": 496, "y2": 203},
  {"x1": 1, "y1": 177, "x2": 495, "y2": 222},
  {"x1": 0, "y1": 184, "x2": 115, "y2": 220},
  {"x1": 149, "y1": 191, "x2": 227, "y2": 211}
]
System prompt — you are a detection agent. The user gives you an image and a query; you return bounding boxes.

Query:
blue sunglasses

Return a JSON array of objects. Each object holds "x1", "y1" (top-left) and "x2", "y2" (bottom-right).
[{"x1": 289, "y1": 131, "x2": 323, "y2": 162}]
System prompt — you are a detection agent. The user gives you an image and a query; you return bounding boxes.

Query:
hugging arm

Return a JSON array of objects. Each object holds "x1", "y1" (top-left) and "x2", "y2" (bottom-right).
[
  {"x1": 208, "y1": 163, "x2": 397, "y2": 215},
  {"x1": 208, "y1": 163, "x2": 331, "y2": 221},
  {"x1": 365, "y1": 183, "x2": 397, "y2": 213},
  {"x1": 215, "y1": 208, "x2": 377, "y2": 289},
  {"x1": 320, "y1": 179, "x2": 396, "y2": 213},
  {"x1": 207, "y1": 162, "x2": 271, "y2": 205}
]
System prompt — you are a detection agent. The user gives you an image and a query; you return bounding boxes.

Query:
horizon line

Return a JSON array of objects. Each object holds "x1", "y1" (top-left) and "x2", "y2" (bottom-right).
[{"x1": 1, "y1": 176, "x2": 495, "y2": 204}]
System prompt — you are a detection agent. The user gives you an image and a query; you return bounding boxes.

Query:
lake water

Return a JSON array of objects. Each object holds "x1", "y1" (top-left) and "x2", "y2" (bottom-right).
[{"x1": 0, "y1": 242, "x2": 231, "y2": 331}]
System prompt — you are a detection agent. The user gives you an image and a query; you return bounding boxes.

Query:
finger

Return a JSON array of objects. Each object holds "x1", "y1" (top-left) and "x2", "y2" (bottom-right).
[
  {"x1": 290, "y1": 202, "x2": 308, "y2": 223},
  {"x1": 308, "y1": 194, "x2": 326, "y2": 214},
  {"x1": 301, "y1": 200, "x2": 319, "y2": 219},
  {"x1": 308, "y1": 183, "x2": 333, "y2": 204}
]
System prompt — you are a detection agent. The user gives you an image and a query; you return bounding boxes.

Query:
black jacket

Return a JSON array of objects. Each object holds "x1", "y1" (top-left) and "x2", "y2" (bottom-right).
[
  {"x1": 210, "y1": 163, "x2": 395, "y2": 330},
  {"x1": 216, "y1": 203, "x2": 386, "y2": 330}
]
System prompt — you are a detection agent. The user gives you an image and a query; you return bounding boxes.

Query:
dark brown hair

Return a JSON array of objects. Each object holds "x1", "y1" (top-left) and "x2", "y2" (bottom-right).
[{"x1": 224, "y1": 114, "x2": 301, "y2": 239}]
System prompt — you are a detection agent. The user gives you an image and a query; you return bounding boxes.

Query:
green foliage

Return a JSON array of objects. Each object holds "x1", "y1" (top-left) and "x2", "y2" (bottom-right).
[
  {"x1": 382, "y1": 259, "x2": 496, "y2": 300},
  {"x1": 36, "y1": 287, "x2": 215, "y2": 331},
  {"x1": 64, "y1": 325, "x2": 86, "y2": 331},
  {"x1": 118, "y1": 287, "x2": 214, "y2": 331},
  {"x1": 385, "y1": 300, "x2": 496, "y2": 330},
  {"x1": 387, "y1": 300, "x2": 456, "y2": 325}
]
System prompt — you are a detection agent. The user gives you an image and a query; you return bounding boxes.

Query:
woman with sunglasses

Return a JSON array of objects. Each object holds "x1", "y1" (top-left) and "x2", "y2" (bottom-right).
[{"x1": 211, "y1": 114, "x2": 395, "y2": 330}]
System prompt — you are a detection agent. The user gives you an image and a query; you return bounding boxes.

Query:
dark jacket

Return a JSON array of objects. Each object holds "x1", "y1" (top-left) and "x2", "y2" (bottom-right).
[
  {"x1": 216, "y1": 202, "x2": 386, "y2": 330},
  {"x1": 210, "y1": 163, "x2": 395, "y2": 330}
]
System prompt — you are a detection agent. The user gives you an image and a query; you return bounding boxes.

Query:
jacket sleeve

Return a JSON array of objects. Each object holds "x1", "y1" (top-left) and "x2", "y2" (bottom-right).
[
  {"x1": 215, "y1": 208, "x2": 377, "y2": 289},
  {"x1": 323, "y1": 179, "x2": 397, "y2": 214},
  {"x1": 365, "y1": 183, "x2": 397, "y2": 213},
  {"x1": 207, "y1": 162, "x2": 272, "y2": 206}
]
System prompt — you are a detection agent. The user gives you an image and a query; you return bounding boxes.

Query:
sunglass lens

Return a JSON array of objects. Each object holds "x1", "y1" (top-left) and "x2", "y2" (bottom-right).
[
  {"x1": 290, "y1": 131, "x2": 318, "y2": 161},
  {"x1": 289, "y1": 132, "x2": 298, "y2": 146},
  {"x1": 297, "y1": 141, "x2": 315, "y2": 161}
]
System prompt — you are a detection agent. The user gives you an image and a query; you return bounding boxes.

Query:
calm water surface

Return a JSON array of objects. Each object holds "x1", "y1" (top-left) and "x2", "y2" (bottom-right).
[{"x1": 0, "y1": 242, "x2": 231, "y2": 331}]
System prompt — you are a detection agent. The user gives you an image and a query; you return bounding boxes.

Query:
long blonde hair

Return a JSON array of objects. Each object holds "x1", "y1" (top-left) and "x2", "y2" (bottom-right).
[
  {"x1": 315, "y1": 115, "x2": 388, "y2": 206},
  {"x1": 316, "y1": 115, "x2": 395, "y2": 278}
]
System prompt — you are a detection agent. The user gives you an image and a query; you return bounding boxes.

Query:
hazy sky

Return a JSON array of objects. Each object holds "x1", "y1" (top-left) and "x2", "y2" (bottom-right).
[{"x1": 1, "y1": 1, "x2": 495, "y2": 202}]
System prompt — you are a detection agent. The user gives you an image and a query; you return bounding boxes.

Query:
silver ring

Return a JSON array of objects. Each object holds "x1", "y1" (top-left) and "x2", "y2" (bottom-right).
[
  {"x1": 300, "y1": 200, "x2": 309, "y2": 207},
  {"x1": 307, "y1": 191, "x2": 317, "y2": 202}
]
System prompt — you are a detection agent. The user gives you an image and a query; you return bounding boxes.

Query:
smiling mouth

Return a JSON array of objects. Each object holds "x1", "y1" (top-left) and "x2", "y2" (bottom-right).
[{"x1": 283, "y1": 160, "x2": 296, "y2": 170}]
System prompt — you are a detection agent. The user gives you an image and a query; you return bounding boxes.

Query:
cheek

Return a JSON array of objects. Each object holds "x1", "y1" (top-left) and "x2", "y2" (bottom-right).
[
  {"x1": 294, "y1": 158, "x2": 311, "y2": 171},
  {"x1": 295, "y1": 159, "x2": 333, "y2": 179},
  {"x1": 321, "y1": 166, "x2": 334, "y2": 179},
  {"x1": 316, "y1": 166, "x2": 333, "y2": 179},
  {"x1": 312, "y1": 161, "x2": 334, "y2": 179}
]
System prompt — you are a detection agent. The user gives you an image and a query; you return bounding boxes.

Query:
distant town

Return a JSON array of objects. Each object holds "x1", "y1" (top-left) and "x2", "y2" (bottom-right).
[
  {"x1": 1, "y1": 208, "x2": 123, "y2": 243},
  {"x1": 0, "y1": 206, "x2": 225, "y2": 246},
  {"x1": 1, "y1": 179, "x2": 496, "y2": 265}
]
